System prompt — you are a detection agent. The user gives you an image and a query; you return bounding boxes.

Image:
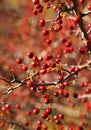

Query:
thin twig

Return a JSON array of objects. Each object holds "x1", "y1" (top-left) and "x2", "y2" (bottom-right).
[
  {"x1": 81, "y1": 11, "x2": 91, "y2": 17},
  {"x1": 34, "y1": 60, "x2": 91, "y2": 87}
]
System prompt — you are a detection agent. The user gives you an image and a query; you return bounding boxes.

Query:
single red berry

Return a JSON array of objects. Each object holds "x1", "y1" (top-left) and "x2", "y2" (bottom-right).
[
  {"x1": 33, "y1": 56, "x2": 38, "y2": 61},
  {"x1": 16, "y1": 104, "x2": 20, "y2": 109},
  {"x1": 26, "y1": 111, "x2": 31, "y2": 116},
  {"x1": 16, "y1": 58, "x2": 22, "y2": 64},
  {"x1": 44, "y1": 97, "x2": 50, "y2": 104},
  {"x1": 58, "y1": 75, "x2": 63, "y2": 81},
  {"x1": 35, "y1": 4, "x2": 42, "y2": 9},
  {"x1": 39, "y1": 69, "x2": 47, "y2": 75},
  {"x1": 73, "y1": 16, "x2": 79, "y2": 24},
  {"x1": 46, "y1": 3, "x2": 50, "y2": 8},
  {"x1": 70, "y1": 67, "x2": 75, "y2": 72},
  {"x1": 43, "y1": 0, "x2": 49, "y2": 2},
  {"x1": 38, "y1": 86, "x2": 46, "y2": 93},
  {"x1": 46, "y1": 117, "x2": 50, "y2": 122},
  {"x1": 53, "y1": 115, "x2": 58, "y2": 120},
  {"x1": 53, "y1": 91, "x2": 59, "y2": 97},
  {"x1": 36, "y1": 125, "x2": 41, "y2": 130},
  {"x1": 37, "y1": 120, "x2": 42, "y2": 125},
  {"x1": 88, "y1": 5, "x2": 91, "y2": 10},
  {"x1": 46, "y1": 38, "x2": 52, "y2": 44},
  {"x1": 24, "y1": 121, "x2": 29, "y2": 126},
  {"x1": 55, "y1": 24, "x2": 62, "y2": 32},
  {"x1": 32, "y1": 0, "x2": 39, "y2": 5},
  {"x1": 31, "y1": 61, "x2": 37, "y2": 67},
  {"x1": 63, "y1": 92, "x2": 69, "y2": 98},
  {"x1": 79, "y1": 0, "x2": 84, "y2": 4},
  {"x1": 32, "y1": 10, "x2": 38, "y2": 15},
  {"x1": 39, "y1": 19, "x2": 45, "y2": 27},
  {"x1": 33, "y1": 107, "x2": 40, "y2": 114},
  {"x1": 59, "y1": 114, "x2": 64, "y2": 119},
  {"x1": 73, "y1": 93, "x2": 78, "y2": 98},
  {"x1": 22, "y1": 65, "x2": 28, "y2": 71},
  {"x1": 27, "y1": 52, "x2": 34, "y2": 58},
  {"x1": 65, "y1": 41, "x2": 72, "y2": 47},
  {"x1": 63, "y1": 81, "x2": 69, "y2": 86},
  {"x1": 41, "y1": 112, "x2": 48, "y2": 119},
  {"x1": 1, "y1": 106, "x2": 7, "y2": 112},
  {"x1": 55, "y1": 119, "x2": 60, "y2": 124},
  {"x1": 46, "y1": 107, "x2": 52, "y2": 114},
  {"x1": 5, "y1": 104, "x2": 11, "y2": 109},
  {"x1": 42, "y1": 29, "x2": 49, "y2": 36},
  {"x1": 75, "y1": 67, "x2": 80, "y2": 72}
]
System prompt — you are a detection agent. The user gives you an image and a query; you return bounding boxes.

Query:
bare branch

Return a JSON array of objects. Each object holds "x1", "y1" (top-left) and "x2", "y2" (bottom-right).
[
  {"x1": 4, "y1": 80, "x2": 25, "y2": 95},
  {"x1": 34, "y1": 60, "x2": 91, "y2": 87},
  {"x1": 81, "y1": 11, "x2": 91, "y2": 17}
]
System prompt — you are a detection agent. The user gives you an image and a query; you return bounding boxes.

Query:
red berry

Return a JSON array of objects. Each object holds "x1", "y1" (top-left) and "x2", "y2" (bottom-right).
[
  {"x1": 46, "y1": 38, "x2": 52, "y2": 44},
  {"x1": 39, "y1": 19, "x2": 45, "y2": 27},
  {"x1": 59, "y1": 114, "x2": 64, "y2": 119},
  {"x1": 54, "y1": 115, "x2": 58, "y2": 120},
  {"x1": 33, "y1": 107, "x2": 40, "y2": 114},
  {"x1": 88, "y1": 5, "x2": 91, "y2": 10},
  {"x1": 65, "y1": 41, "x2": 72, "y2": 47},
  {"x1": 32, "y1": 10, "x2": 38, "y2": 15},
  {"x1": 46, "y1": 107, "x2": 52, "y2": 114},
  {"x1": 53, "y1": 91, "x2": 59, "y2": 97},
  {"x1": 42, "y1": 29, "x2": 49, "y2": 36},
  {"x1": 39, "y1": 69, "x2": 47, "y2": 75},
  {"x1": 16, "y1": 58, "x2": 22, "y2": 64},
  {"x1": 22, "y1": 65, "x2": 28, "y2": 71},
  {"x1": 63, "y1": 92, "x2": 69, "y2": 98},
  {"x1": 27, "y1": 52, "x2": 34, "y2": 58},
  {"x1": 32, "y1": 0, "x2": 39, "y2": 5},
  {"x1": 31, "y1": 61, "x2": 37, "y2": 67},
  {"x1": 44, "y1": 97, "x2": 50, "y2": 104},
  {"x1": 37, "y1": 120, "x2": 42, "y2": 125},
  {"x1": 73, "y1": 16, "x2": 79, "y2": 24},
  {"x1": 43, "y1": 0, "x2": 49, "y2": 2},
  {"x1": 55, "y1": 119, "x2": 60, "y2": 124},
  {"x1": 73, "y1": 93, "x2": 78, "y2": 98},
  {"x1": 26, "y1": 111, "x2": 31, "y2": 116},
  {"x1": 79, "y1": 0, "x2": 84, "y2": 4},
  {"x1": 24, "y1": 121, "x2": 29, "y2": 126},
  {"x1": 41, "y1": 112, "x2": 48, "y2": 119},
  {"x1": 36, "y1": 125, "x2": 41, "y2": 130},
  {"x1": 16, "y1": 104, "x2": 20, "y2": 109}
]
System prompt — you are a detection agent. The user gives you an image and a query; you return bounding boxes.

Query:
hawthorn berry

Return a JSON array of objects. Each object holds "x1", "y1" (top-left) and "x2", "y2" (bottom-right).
[
  {"x1": 16, "y1": 58, "x2": 22, "y2": 64},
  {"x1": 16, "y1": 104, "x2": 21, "y2": 109},
  {"x1": 32, "y1": 0, "x2": 39, "y2": 5},
  {"x1": 39, "y1": 69, "x2": 47, "y2": 75},
  {"x1": 73, "y1": 93, "x2": 78, "y2": 98},
  {"x1": 37, "y1": 120, "x2": 42, "y2": 125},
  {"x1": 73, "y1": 16, "x2": 79, "y2": 24},
  {"x1": 42, "y1": 29, "x2": 49, "y2": 36},
  {"x1": 25, "y1": 111, "x2": 31, "y2": 116},
  {"x1": 22, "y1": 65, "x2": 28, "y2": 71},
  {"x1": 32, "y1": 10, "x2": 38, "y2": 15},
  {"x1": 39, "y1": 19, "x2": 45, "y2": 27},
  {"x1": 44, "y1": 97, "x2": 50, "y2": 104},
  {"x1": 46, "y1": 38, "x2": 52, "y2": 44},
  {"x1": 46, "y1": 107, "x2": 52, "y2": 114},
  {"x1": 41, "y1": 112, "x2": 48, "y2": 119},
  {"x1": 33, "y1": 107, "x2": 40, "y2": 114},
  {"x1": 27, "y1": 52, "x2": 34, "y2": 58}
]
